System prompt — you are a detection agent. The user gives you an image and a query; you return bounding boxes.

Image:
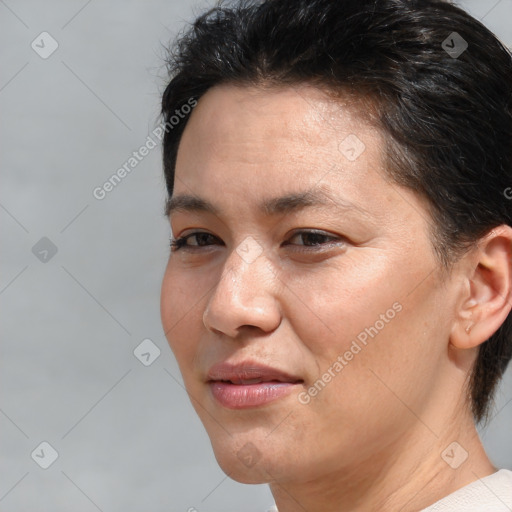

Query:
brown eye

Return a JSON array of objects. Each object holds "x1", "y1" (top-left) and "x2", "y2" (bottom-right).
[
  {"x1": 170, "y1": 232, "x2": 222, "y2": 251},
  {"x1": 285, "y1": 230, "x2": 341, "y2": 248}
]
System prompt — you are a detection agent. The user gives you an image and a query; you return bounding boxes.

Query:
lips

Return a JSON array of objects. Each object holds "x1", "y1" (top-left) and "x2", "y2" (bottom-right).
[
  {"x1": 206, "y1": 361, "x2": 304, "y2": 409},
  {"x1": 207, "y1": 361, "x2": 303, "y2": 385}
]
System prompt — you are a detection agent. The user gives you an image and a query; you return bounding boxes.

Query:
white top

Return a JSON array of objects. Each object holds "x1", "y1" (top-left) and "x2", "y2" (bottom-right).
[{"x1": 267, "y1": 469, "x2": 512, "y2": 512}]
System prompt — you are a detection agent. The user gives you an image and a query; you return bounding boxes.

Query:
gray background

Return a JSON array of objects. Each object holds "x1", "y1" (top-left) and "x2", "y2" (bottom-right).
[{"x1": 1, "y1": 1, "x2": 511, "y2": 511}]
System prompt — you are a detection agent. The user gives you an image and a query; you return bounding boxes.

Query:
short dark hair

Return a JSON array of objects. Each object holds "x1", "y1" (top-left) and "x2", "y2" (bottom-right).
[{"x1": 161, "y1": 0, "x2": 512, "y2": 423}]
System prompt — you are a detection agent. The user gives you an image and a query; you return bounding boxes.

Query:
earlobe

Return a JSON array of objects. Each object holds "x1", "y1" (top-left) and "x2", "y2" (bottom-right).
[{"x1": 450, "y1": 225, "x2": 512, "y2": 351}]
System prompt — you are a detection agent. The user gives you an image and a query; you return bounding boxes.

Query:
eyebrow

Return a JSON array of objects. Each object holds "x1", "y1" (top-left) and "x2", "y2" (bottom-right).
[{"x1": 164, "y1": 188, "x2": 371, "y2": 219}]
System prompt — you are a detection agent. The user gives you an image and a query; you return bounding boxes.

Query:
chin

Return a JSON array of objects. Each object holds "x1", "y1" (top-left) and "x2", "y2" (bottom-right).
[
  {"x1": 208, "y1": 428, "x2": 314, "y2": 486},
  {"x1": 190, "y1": 388, "x2": 310, "y2": 483},
  {"x1": 211, "y1": 439, "x2": 274, "y2": 484}
]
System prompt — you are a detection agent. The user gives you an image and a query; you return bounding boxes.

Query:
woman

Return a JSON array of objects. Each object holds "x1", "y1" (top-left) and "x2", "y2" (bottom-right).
[{"x1": 159, "y1": 0, "x2": 512, "y2": 510}]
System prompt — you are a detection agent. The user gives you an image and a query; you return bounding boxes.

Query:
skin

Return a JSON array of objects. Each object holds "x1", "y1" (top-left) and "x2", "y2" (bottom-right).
[{"x1": 160, "y1": 83, "x2": 512, "y2": 512}]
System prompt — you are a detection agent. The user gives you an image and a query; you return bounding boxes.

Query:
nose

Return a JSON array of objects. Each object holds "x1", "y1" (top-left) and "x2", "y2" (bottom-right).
[{"x1": 202, "y1": 240, "x2": 282, "y2": 338}]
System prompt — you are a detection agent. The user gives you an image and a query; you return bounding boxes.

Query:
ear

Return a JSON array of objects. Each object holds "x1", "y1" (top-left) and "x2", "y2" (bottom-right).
[{"x1": 450, "y1": 225, "x2": 512, "y2": 350}]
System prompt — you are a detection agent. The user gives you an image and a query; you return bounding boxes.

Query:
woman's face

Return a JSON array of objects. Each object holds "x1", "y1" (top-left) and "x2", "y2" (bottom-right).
[{"x1": 160, "y1": 84, "x2": 461, "y2": 484}]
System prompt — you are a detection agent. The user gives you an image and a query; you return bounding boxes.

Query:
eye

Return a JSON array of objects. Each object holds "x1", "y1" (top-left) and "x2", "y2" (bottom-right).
[
  {"x1": 169, "y1": 229, "x2": 345, "y2": 253},
  {"x1": 170, "y1": 232, "x2": 222, "y2": 252},
  {"x1": 284, "y1": 230, "x2": 343, "y2": 249}
]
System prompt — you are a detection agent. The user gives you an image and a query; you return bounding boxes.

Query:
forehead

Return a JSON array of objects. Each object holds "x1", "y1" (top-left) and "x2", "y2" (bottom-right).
[
  {"x1": 174, "y1": 83, "x2": 387, "y2": 199},
  {"x1": 182, "y1": 83, "x2": 376, "y2": 152}
]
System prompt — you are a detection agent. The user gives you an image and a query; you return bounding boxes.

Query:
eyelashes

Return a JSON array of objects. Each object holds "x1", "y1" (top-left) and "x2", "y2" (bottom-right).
[
  {"x1": 170, "y1": 232, "x2": 219, "y2": 251},
  {"x1": 169, "y1": 230, "x2": 344, "y2": 253}
]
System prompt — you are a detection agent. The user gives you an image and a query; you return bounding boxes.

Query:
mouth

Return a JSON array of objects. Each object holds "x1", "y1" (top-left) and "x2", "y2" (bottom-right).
[{"x1": 206, "y1": 361, "x2": 304, "y2": 409}]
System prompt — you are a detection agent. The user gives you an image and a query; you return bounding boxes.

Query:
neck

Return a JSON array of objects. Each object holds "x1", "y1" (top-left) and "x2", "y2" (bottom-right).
[{"x1": 270, "y1": 409, "x2": 495, "y2": 512}]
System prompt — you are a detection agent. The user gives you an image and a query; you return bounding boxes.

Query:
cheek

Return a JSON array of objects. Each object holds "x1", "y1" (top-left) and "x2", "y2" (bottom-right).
[
  {"x1": 280, "y1": 253, "x2": 402, "y2": 360},
  {"x1": 160, "y1": 265, "x2": 204, "y2": 370},
  {"x1": 282, "y1": 251, "x2": 445, "y2": 409}
]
